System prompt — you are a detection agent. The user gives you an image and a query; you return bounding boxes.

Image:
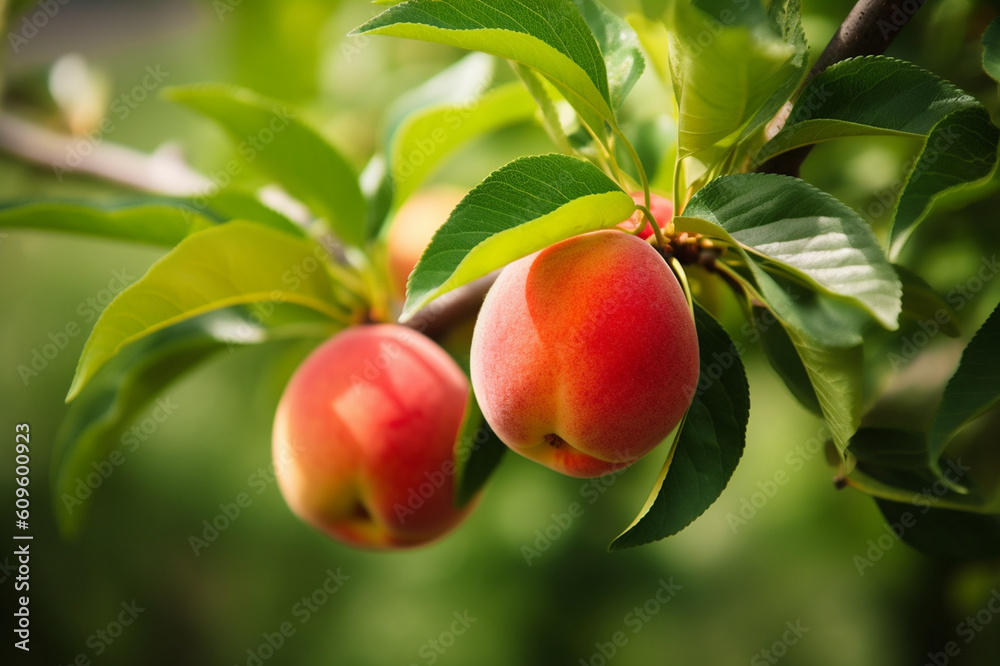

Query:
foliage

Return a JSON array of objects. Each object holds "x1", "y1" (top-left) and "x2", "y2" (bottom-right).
[{"x1": 3, "y1": 0, "x2": 1000, "y2": 559}]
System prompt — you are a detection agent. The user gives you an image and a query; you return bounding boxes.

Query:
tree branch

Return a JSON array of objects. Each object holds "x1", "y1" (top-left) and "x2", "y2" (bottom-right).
[
  {"x1": 0, "y1": 110, "x2": 212, "y2": 195},
  {"x1": 758, "y1": 0, "x2": 928, "y2": 176},
  {"x1": 404, "y1": 274, "x2": 495, "y2": 340}
]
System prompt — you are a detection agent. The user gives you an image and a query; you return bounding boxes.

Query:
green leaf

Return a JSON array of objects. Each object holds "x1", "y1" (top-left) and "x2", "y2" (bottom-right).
[
  {"x1": 352, "y1": 0, "x2": 618, "y2": 129},
  {"x1": 383, "y1": 53, "x2": 498, "y2": 143},
  {"x1": 627, "y1": 12, "x2": 671, "y2": 90},
  {"x1": 611, "y1": 304, "x2": 749, "y2": 549},
  {"x1": 192, "y1": 189, "x2": 307, "y2": 238},
  {"x1": 52, "y1": 308, "x2": 338, "y2": 538},
  {"x1": 67, "y1": 221, "x2": 352, "y2": 401},
  {"x1": 0, "y1": 201, "x2": 214, "y2": 246},
  {"x1": 874, "y1": 499, "x2": 1000, "y2": 561},
  {"x1": 165, "y1": 84, "x2": 367, "y2": 247},
  {"x1": 758, "y1": 57, "x2": 981, "y2": 158},
  {"x1": 891, "y1": 106, "x2": 1000, "y2": 258},
  {"x1": 668, "y1": 0, "x2": 804, "y2": 164},
  {"x1": 847, "y1": 427, "x2": 984, "y2": 512},
  {"x1": 786, "y1": 330, "x2": 863, "y2": 453},
  {"x1": 982, "y1": 17, "x2": 1000, "y2": 84},
  {"x1": 512, "y1": 63, "x2": 576, "y2": 153},
  {"x1": 401, "y1": 154, "x2": 635, "y2": 320},
  {"x1": 896, "y1": 264, "x2": 960, "y2": 337},
  {"x1": 740, "y1": 0, "x2": 807, "y2": 141},
  {"x1": 389, "y1": 82, "x2": 538, "y2": 208},
  {"x1": 678, "y1": 213, "x2": 866, "y2": 451},
  {"x1": 929, "y1": 301, "x2": 1000, "y2": 460},
  {"x1": 755, "y1": 57, "x2": 1000, "y2": 259},
  {"x1": 680, "y1": 173, "x2": 902, "y2": 335},
  {"x1": 679, "y1": 216, "x2": 868, "y2": 348},
  {"x1": 453, "y1": 393, "x2": 507, "y2": 507},
  {"x1": 755, "y1": 309, "x2": 821, "y2": 415},
  {"x1": 574, "y1": 0, "x2": 645, "y2": 109}
]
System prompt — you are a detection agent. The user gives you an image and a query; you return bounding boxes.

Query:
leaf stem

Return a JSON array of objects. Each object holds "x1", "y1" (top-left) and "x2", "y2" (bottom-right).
[{"x1": 613, "y1": 126, "x2": 665, "y2": 249}]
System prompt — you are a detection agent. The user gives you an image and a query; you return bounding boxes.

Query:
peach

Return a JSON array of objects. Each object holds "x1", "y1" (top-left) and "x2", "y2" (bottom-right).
[
  {"x1": 272, "y1": 324, "x2": 472, "y2": 548},
  {"x1": 470, "y1": 230, "x2": 699, "y2": 478},
  {"x1": 618, "y1": 192, "x2": 673, "y2": 239},
  {"x1": 387, "y1": 186, "x2": 465, "y2": 298}
]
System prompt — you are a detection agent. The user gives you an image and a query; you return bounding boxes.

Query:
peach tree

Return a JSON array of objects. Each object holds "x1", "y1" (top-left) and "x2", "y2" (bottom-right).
[{"x1": 4, "y1": 0, "x2": 1000, "y2": 557}]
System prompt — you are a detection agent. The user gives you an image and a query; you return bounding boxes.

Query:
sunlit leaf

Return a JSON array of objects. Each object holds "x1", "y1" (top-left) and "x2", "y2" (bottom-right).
[
  {"x1": 166, "y1": 84, "x2": 367, "y2": 247},
  {"x1": 401, "y1": 154, "x2": 634, "y2": 319},
  {"x1": 353, "y1": 0, "x2": 618, "y2": 129},
  {"x1": 52, "y1": 307, "x2": 337, "y2": 537},
  {"x1": 68, "y1": 221, "x2": 354, "y2": 400},
  {"x1": 389, "y1": 82, "x2": 537, "y2": 208},
  {"x1": 0, "y1": 201, "x2": 213, "y2": 246}
]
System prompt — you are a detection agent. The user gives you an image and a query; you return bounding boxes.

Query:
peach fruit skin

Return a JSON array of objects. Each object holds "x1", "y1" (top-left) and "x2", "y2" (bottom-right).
[
  {"x1": 470, "y1": 230, "x2": 700, "y2": 478},
  {"x1": 619, "y1": 192, "x2": 674, "y2": 239},
  {"x1": 272, "y1": 324, "x2": 472, "y2": 548},
  {"x1": 387, "y1": 186, "x2": 465, "y2": 299}
]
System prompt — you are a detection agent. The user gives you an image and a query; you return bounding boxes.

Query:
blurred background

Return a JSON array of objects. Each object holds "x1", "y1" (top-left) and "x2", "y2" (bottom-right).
[{"x1": 3, "y1": 0, "x2": 1000, "y2": 664}]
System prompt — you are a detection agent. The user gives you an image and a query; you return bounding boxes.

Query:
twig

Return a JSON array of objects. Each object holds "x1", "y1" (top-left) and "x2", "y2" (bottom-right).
[
  {"x1": 404, "y1": 274, "x2": 495, "y2": 339},
  {"x1": 0, "y1": 0, "x2": 11, "y2": 101},
  {"x1": 759, "y1": 0, "x2": 928, "y2": 176},
  {"x1": 0, "y1": 110, "x2": 212, "y2": 195},
  {"x1": 0, "y1": 108, "x2": 488, "y2": 335}
]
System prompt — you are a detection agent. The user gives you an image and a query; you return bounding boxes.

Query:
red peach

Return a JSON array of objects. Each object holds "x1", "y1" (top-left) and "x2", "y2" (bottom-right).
[
  {"x1": 272, "y1": 324, "x2": 472, "y2": 548},
  {"x1": 470, "y1": 230, "x2": 699, "y2": 478}
]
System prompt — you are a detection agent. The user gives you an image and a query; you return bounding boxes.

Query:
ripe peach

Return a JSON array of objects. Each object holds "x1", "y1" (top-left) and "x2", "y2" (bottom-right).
[
  {"x1": 618, "y1": 192, "x2": 673, "y2": 239},
  {"x1": 272, "y1": 324, "x2": 472, "y2": 548},
  {"x1": 470, "y1": 230, "x2": 699, "y2": 478},
  {"x1": 387, "y1": 186, "x2": 465, "y2": 298}
]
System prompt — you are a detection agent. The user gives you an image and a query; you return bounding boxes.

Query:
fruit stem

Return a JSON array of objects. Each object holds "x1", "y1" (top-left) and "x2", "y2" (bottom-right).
[
  {"x1": 669, "y1": 257, "x2": 694, "y2": 315},
  {"x1": 633, "y1": 203, "x2": 669, "y2": 248}
]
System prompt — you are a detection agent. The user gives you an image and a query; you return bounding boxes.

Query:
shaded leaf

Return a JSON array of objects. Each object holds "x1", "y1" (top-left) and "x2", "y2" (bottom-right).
[
  {"x1": 574, "y1": 0, "x2": 645, "y2": 109},
  {"x1": 611, "y1": 304, "x2": 749, "y2": 549},
  {"x1": 754, "y1": 57, "x2": 1000, "y2": 259},
  {"x1": 668, "y1": 0, "x2": 804, "y2": 165},
  {"x1": 983, "y1": 17, "x2": 1000, "y2": 84},
  {"x1": 929, "y1": 301, "x2": 1000, "y2": 459},
  {"x1": 454, "y1": 393, "x2": 507, "y2": 507},
  {"x1": 896, "y1": 264, "x2": 960, "y2": 337}
]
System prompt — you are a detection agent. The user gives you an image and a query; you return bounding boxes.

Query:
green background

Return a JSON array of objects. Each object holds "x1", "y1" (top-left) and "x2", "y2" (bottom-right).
[{"x1": 3, "y1": 0, "x2": 1000, "y2": 664}]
